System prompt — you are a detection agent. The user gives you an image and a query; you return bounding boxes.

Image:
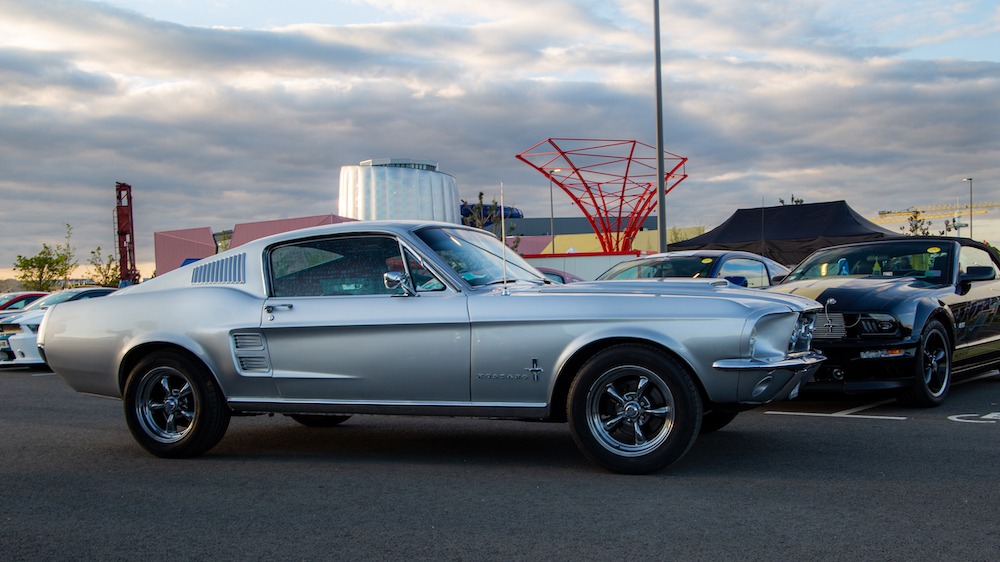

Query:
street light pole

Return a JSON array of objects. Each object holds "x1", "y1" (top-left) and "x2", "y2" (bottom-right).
[
  {"x1": 964, "y1": 177, "x2": 973, "y2": 239},
  {"x1": 653, "y1": 0, "x2": 667, "y2": 253}
]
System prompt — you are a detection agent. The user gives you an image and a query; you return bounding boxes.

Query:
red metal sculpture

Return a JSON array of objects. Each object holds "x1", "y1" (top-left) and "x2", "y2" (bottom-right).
[{"x1": 516, "y1": 138, "x2": 687, "y2": 252}]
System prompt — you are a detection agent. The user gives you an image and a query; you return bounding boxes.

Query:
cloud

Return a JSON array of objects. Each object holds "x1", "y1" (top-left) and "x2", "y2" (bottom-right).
[{"x1": 0, "y1": 0, "x2": 997, "y2": 279}]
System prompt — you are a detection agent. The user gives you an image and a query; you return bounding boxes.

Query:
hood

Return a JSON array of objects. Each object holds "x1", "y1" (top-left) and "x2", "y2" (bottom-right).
[
  {"x1": 531, "y1": 278, "x2": 822, "y2": 312},
  {"x1": 771, "y1": 276, "x2": 944, "y2": 310}
]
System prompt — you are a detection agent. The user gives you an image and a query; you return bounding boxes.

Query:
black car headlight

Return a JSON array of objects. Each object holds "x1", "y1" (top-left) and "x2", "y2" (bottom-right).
[{"x1": 854, "y1": 313, "x2": 900, "y2": 337}]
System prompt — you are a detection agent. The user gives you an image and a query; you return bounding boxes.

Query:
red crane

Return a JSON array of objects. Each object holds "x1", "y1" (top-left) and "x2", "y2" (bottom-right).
[{"x1": 115, "y1": 182, "x2": 140, "y2": 286}]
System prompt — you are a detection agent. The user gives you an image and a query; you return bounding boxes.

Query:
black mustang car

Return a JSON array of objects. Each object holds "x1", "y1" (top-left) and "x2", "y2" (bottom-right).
[{"x1": 771, "y1": 237, "x2": 1000, "y2": 407}]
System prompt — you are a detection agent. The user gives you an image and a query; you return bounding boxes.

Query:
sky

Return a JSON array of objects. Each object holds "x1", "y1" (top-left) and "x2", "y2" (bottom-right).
[{"x1": 1, "y1": 0, "x2": 998, "y2": 279}]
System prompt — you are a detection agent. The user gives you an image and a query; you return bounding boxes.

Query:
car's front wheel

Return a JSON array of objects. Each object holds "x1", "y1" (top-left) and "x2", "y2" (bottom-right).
[
  {"x1": 568, "y1": 344, "x2": 702, "y2": 474},
  {"x1": 123, "y1": 350, "x2": 231, "y2": 458},
  {"x1": 901, "y1": 319, "x2": 951, "y2": 407}
]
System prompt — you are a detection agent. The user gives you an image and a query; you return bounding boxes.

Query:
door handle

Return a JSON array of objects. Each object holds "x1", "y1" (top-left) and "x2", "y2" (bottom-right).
[{"x1": 264, "y1": 303, "x2": 294, "y2": 313}]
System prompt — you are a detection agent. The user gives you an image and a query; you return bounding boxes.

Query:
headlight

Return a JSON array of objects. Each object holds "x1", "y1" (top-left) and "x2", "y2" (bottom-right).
[
  {"x1": 853, "y1": 313, "x2": 899, "y2": 336},
  {"x1": 789, "y1": 312, "x2": 816, "y2": 353},
  {"x1": 750, "y1": 312, "x2": 813, "y2": 362}
]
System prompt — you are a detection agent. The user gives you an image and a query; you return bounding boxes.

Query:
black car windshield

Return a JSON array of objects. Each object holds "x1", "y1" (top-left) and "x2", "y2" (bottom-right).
[
  {"x1": 599, "y1": 255, "x2": 716, "y2": 280},
  {"x1": 786, "y1": 241, "x2": 954, "y2": 283},
  {"x1": 416, "y1": 227, "x2": 546, "y2": 286}
]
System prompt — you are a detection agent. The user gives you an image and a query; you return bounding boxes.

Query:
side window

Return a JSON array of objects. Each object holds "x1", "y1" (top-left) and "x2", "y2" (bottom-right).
[
  {"x1": 269, "y1": 236, "x2": 404, "y2": 297},
  {"x1": 958, "y1": 246, "x2": 997, "y2": 277},
  {"x1": 718, "y1": 258, "x2": 768, "y2": 288}
]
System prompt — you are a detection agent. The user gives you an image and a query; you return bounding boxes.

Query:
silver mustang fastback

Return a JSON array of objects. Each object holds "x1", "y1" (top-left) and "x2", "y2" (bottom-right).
[{"x1": 39, "y1": 221, "x2": 824, "y2": 474}]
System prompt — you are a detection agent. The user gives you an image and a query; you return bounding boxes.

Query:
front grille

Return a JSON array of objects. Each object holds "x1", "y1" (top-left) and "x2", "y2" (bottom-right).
[{"x1": 814, "y1": 312, "x2": 847, "y2": 339}]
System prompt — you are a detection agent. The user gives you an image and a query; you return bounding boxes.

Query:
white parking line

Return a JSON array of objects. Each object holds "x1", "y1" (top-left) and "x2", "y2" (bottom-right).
[
  {"x1": 764, "y1": 371, "x2": 1000, "y2": 421},
  {"x1": 765, "y1": 398, "x2": 907, "y2": 420}
]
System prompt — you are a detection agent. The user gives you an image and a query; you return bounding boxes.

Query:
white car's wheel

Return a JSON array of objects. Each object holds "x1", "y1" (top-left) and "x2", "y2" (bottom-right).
[
  {"x1": 123, "y1": 351, "x2": 230, "y2": 458},
  {"x1": 568, "y1": 344, "x2": 702, "y2": 474}
]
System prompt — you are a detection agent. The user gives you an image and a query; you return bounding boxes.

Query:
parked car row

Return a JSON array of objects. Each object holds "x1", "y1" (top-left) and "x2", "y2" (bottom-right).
[
  {"x1": 0, "y1": 287, "x2": 116, "y2": 365},
  {"x1": 16, "y1": 221, "x2": 1000, "y2": 473}
]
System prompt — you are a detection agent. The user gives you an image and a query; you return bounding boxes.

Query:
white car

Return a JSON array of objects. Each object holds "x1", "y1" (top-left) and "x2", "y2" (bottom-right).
[
  {"x1": 1, "y1": 287, "x2": 116, "y2": 366},
  {"x1": 0, "y1": 309, "x2": 45, "y2": 365}
]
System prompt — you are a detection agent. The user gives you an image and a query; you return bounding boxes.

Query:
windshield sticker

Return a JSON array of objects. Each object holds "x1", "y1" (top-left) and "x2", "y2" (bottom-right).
[
  {"x1": 927, "y1": 247, "x2": 941, "y2": 254},
  {"x1": 701, "y1": 258, "x2": 713, "y2": 264}
]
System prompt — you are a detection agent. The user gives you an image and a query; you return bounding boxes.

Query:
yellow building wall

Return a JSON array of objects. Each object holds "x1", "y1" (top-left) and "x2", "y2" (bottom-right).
[{"x1": 540, "y1": 226, "x2": 705, "y2": 254}]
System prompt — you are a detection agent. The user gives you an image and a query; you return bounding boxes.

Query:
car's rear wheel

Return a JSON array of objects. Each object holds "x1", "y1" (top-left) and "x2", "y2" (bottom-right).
[
  {"x1": 288, "y1": 414, "x2": 352, "y2": 427},
  {"x1": 901, "y1": 319, "x2": 951, "y2": 407},
  {"x1": 568, "y1": 344, "x2": 702, "y2": 474},
  {"x1": 123, "y1": 350, "x2": 231, "y2": 458}
]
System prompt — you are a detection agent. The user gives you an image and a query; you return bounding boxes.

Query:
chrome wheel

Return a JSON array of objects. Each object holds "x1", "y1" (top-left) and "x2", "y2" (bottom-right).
[
  {"x1": 124, "y1": 351, "x2": 230, "y2": 458},
  {"x1": 586, "y1": 366, "x2": 675, "y2": 456},
  {"x1": 568, "y1": 344, "x2": 701, "y2": 474},
  {"x1": 134, "y1": 366, "x2": 196, "y2": 443}
]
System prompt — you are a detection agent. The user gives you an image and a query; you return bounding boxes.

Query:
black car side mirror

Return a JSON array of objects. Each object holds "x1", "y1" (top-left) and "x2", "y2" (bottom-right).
[{"x1": 960, "y1": 266, "x2": 995, "y2": 283}]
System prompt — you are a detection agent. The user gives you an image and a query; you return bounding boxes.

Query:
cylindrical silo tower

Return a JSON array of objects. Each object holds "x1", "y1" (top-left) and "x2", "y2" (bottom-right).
[{"x1": 338, "y1": 158, "x2": 460, "y2": 224}]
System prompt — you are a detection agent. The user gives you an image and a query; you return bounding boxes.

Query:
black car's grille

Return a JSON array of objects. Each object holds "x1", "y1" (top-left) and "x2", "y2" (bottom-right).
[{"x1": 814, "y1": 313, "x2": 847, "y2": 339}]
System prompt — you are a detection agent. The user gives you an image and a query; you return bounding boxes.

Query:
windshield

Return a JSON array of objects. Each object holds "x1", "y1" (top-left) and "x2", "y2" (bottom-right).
[
  {"x1": 21, "y1": 291, "x2": 82, "y2": 311},
  {"x1": 786, "y1": 241, "x2": 953, "y2": 283},
  {"x1": 599, "y1": 255, "x2": 716, "y2": 280},
  {"x1": 416, "y1": 227, "x2": 546, "y2": 287}
]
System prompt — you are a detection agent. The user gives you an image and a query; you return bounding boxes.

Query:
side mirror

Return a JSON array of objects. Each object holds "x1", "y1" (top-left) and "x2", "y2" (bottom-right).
[
  {"x1": 960, "y1": 266, "x2": 995, "y2": 283},
  {"x1": 771, "y1": 274, "x2": 787, "y2": 284},
  {"x1": 383, "y1": 271, "x2": 417, "y2": 297}
]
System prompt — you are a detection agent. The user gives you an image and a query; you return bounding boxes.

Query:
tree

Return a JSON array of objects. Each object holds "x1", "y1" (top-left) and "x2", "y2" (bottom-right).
[
  {"x1": 779, "y1": 194, "x2": 804, "y2": 205},
  {"x1": 13, "y1": 224, "x2": 78, "y2": 291},
  {"x1": 461, "y1": 192, "x2": 520, "y2": 251},
  {"x1": 901, "y1": 210, "x2": 932, "y2": 236},
  {"x1": 87, "y1": 246, "x2": 121, "y2": 287}
]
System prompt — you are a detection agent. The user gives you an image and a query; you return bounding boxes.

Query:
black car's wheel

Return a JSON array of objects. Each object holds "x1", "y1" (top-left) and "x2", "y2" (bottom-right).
[
  {"x1": 288, "y1": 414, "x2": 352, "y2": 427},
  {"x1": 123, "y1": 350, "x2": 231, "y2": 458},
  {"x1": 700, "y1": 409, "x2": 739, "y2": 434},
  {"x1": 901, "y1": 319, "x2": 951, "y2": 407},
  {"x1": 568, "y1": 344, "x2": 702, "y2": 474}
]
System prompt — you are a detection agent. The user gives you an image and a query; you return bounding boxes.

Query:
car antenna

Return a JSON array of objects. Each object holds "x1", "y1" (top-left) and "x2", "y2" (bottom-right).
[{"x1": 500, "y1": 180, "x2": 510, "y2": 296}]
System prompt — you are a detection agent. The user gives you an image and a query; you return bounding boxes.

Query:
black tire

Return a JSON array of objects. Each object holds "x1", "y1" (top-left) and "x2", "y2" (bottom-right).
[
  {"x1": 567, "y1": 344, "x2": 702, "y2": 474},
  {"x1": 288, "y1": 414, "x2": 352, "y2": 427},
  {"x1": 700, "y1": 409, "x2": 738, "y2": 434},
  {"x1": 901, "y1": 319, "x2": 951, "y2": 407},
  {"x1": 123, "y1": 350, "x2": 231, "y2": 458}
]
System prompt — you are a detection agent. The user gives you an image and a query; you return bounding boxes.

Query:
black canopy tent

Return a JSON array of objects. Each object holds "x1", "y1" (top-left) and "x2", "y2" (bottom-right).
[{"x1": 670, "y1": 200, "x2": 901, "y2": 266}]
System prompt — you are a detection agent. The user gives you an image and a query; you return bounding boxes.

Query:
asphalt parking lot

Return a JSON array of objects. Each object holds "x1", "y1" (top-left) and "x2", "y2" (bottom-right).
[{"x1": 2, "y1": 366, "x2": 999, "y2": 561}]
